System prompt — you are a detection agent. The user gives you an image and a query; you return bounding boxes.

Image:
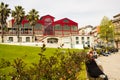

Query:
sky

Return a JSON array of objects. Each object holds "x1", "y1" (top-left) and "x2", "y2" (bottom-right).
[{"x1": 1, "y1": 0, "x2": 120, "y2": 27}]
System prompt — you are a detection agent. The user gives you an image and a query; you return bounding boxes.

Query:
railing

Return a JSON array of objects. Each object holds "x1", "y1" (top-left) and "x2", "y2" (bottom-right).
[
  {"x1": 0, "y1": 32, "x2": 33, "y2": 36},
  {"x1": 0, "y1": 31, "x2": 78, "y2": 36}
]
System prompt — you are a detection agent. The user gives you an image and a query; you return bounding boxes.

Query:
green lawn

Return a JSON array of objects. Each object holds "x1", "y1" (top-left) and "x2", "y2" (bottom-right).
[
  {"x1": 0, "y1": 44, "x2": 84, "y2": 63},
  {"x1": 0, "y1": 44, "x2": 56, "y2": 63},
  {"x1": 0, "y1": 44, "x2": 87, "y2": 79}
]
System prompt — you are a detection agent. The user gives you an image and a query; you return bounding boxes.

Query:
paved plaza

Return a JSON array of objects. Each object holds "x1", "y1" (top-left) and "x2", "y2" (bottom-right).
[{"x1": 98, "y1": 52, "x2": 120, "y2": 80}]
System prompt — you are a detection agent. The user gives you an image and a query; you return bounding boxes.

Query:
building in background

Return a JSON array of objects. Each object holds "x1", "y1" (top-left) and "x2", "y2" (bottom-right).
[
  {"x1": 91, "y1": 26, "x2": 103, "y2": 48},
  {"x1": 79, "y1": 25, "x2": 94, "y2": 48},
  {"x1": 112, "y1": 13, "x2": 120, "y2": 48}
]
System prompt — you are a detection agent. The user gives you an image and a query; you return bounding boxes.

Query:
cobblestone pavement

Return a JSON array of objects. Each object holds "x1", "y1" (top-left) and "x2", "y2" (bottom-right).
[{"x1": 97, "y1": 52, "x2": 120, "y2": 80}]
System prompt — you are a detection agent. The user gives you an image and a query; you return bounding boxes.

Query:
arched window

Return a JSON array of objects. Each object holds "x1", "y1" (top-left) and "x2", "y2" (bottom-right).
[
  {"x1": 71, "y1": 26, "x2": 77, "y2": 31},
  {"x1": 24, "y1": 23, "x2": 31, "y2": 28},
  {"x1": 63, "y1": 25, "x2": 70, "y2": 30},
  {"x1": 47, "y1": 38, "x2": 58, "y2": 44},
  {"x1": 54, "y1": 24, "x2": 62, "y2": 30},
  {"x1": 13, "y1": 23, "x2": 22, "y2": 27},
  {"x1": 35, "y1": 23, "x2": 42, "y2": 30}
]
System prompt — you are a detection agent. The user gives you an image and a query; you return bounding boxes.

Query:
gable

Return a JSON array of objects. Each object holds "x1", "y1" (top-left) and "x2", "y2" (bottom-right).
[
  {"x1": 40, "y1": 15, "x2": 55, "y2": 22},
  {"x1": 54, "y1": 18, "x2": 78, "y2": 26}
]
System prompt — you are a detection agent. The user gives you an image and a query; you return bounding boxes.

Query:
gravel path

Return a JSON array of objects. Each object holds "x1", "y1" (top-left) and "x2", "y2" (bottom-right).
[{"x1": 97, "y1": 52, "x2": 120, "y2": 80}]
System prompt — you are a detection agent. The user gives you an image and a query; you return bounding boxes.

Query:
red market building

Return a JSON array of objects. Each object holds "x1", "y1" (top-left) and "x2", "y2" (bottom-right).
[
  {"x1": 1, "y1": 14, "x2": 94, "y2": 49},
  {"x1": 8, "y1": 15, "x2": 78, "y2": 36},
  {"x1": 4, "y1": 15, "x2": 79, "y2": 44}
]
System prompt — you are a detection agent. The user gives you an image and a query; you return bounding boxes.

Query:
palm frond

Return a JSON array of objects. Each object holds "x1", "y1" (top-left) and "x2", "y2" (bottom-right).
[{"x1": 12, "y1": 6, "x2": 25, "y2": 25}]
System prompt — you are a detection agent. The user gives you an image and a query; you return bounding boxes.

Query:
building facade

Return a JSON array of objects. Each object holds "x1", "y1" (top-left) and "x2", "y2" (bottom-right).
[
  {"x1": 0, "y1": 15, "x2": 94, "y2": 48},
  {"x1": 112, "y1": 13, "x2": 120, "y2": 48},
  {"x1": 79, "y1": 25, "x2": 94, "y2": 48},
  {"x1": 0, "y1": 15, "x2": 79, "y2": 48}
]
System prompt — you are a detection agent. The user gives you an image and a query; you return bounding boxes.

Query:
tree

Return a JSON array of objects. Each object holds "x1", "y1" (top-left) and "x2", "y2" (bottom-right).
[
  {"x1": 12, "y1": 6, "x2": 25, "y2": 42},
  {"x1": 26, "y1": 9, "x2": 39, "y2": 42},
  {"x1": 0, "y1": 2, "x2": 10, "y2": 43},
  {"x1": 99, "y1": 16, "x2": 114, "y2": 47}
]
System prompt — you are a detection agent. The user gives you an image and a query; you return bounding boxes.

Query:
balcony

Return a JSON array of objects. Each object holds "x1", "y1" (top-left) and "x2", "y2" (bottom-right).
[{"x1": 0, "y1": 31, "x2": 32, "y2": 36}]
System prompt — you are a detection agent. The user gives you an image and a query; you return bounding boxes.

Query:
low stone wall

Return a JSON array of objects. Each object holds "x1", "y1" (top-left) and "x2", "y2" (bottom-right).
[{"x1": 1, "y1": 42, "x2": 43, "y2": 47}]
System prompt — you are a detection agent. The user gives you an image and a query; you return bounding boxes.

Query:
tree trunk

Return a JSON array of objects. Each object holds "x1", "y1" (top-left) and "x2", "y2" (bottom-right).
[
  {"x1": 32, "y1": 26, "x2": 34, "y2": 42},
  {"x1": 1, "y1": 24, "x2": 4, "y2": 43},
  {"x1": 17, "y1": 25, "x2": 20, "y2": 42},
  {"x1": 105, "y1": 35, "x2": 108, "y2": 48}
]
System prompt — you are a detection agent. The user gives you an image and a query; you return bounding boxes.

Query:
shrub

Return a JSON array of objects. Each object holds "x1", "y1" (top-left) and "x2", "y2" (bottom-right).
[
  {"x1": 0, "y1": 58, "x2": 10, "y2": 69},
  {"x1": 0, "y1": 58, "x2": 10, "y2": 80},
  {"x1": 0, "y1": 44, "x2": 87, "y2": 80}
]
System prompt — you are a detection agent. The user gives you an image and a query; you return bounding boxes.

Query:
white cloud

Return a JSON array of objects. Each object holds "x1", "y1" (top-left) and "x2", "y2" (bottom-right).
[{"x1": 1, "y1": 0, "x2": 120, "y2": 27}]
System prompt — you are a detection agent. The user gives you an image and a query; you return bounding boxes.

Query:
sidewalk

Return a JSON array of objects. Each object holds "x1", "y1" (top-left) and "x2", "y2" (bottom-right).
[{"x1": 97, "y1": 52, "x2": 120, "y2": 80}]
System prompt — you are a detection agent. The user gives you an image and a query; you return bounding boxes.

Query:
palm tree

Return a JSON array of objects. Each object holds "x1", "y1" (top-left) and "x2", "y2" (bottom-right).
[
  {"x1": 0, "y1": 2, "x2": 11, "y2": 43},
  {"x1": 12, "y1": 6, "x2": 25, "y2": 42},
  {"x1": 26, "y1": 9, "x2": 39, "y2": 42}
]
